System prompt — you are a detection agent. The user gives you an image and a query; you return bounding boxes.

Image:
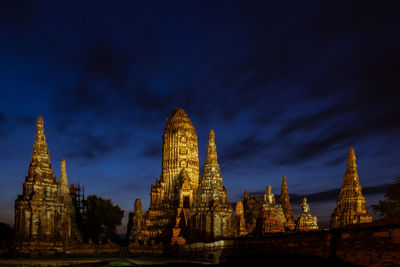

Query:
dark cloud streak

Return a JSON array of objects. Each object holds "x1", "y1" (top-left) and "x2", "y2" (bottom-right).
[{"x1": 246, "y1": 184, "x2": 388, "y2": 204}]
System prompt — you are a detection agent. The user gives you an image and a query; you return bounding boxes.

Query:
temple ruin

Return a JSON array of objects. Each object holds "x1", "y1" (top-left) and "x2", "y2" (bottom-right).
[{"x1": 12, "y1": 111, "x2": 376, "y2": 255}]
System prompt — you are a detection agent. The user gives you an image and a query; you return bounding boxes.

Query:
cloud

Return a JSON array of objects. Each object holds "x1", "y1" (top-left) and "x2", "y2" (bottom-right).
[
  {"x1": 120, "y1": 182, "x2": 143, "y2": 193},
  {"x1": 0, "y1": 111, "x2": 7, "y2": 137},
  {"x1": 324, "y1": 155, "x2": 346, "y2": 168},
  {"x1": 65, "y1": 129, "x2": 131, "y2": 160},
  {"x1": 142, "y1": 142, "x2": 161, "y2": 159},
  {"x1": 2, "y1": 1, "x2": 400, "y2": 170},
  {"x1": 16, "y1": 115, "x2": 35, "y2": 126},
  {"x1": 219, "y1": 134, "x2": 272, "y2": 166}
]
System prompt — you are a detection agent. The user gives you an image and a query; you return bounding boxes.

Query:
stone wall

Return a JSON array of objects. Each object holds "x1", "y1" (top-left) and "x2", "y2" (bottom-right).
[
  {"x1": 10, "y1": 242, "x2": 120, "y2": 257},
  {"x1": 177, "y1": 222, "x2": 400, "y2": 266}
]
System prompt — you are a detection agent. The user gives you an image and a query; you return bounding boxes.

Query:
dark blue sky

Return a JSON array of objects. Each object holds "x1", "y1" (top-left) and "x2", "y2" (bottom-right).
[{"x1": 0, "y1": 1, "x2": 399, "y2": 230}]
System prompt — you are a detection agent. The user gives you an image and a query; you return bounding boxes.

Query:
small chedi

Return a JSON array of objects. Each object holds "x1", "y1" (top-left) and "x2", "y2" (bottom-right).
[
  {"x1": 295, "y1": 197, "x2": 318, "y2": 231},
  {"x1": 262, "y1": 185, "x2": 286, "y2": 233},
  {"x1": 127, "y1": 199, "x2": 147, "y2": 244},
  {"x1": 190, "y1": 130, "x2": 236, "y2": 241},
  {"x1": 330, "y1": 147, "x2": 373, "y2": 228},
  {"x1": 14, "y1": 117, "x2": 82, "y2": 254}
]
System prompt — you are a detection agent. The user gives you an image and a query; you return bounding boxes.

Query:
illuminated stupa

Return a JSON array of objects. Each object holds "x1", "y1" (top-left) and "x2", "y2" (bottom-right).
[{"x1": 330, "y1": 147, "x2": 373, "y2": 228}]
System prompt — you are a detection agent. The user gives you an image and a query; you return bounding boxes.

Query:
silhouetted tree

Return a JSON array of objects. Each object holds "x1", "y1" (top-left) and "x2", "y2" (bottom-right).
[
  {"x1": 0, "y1": 222, "x2": 13, "y2": 250},
  {"x1": 372, "y1": 177, "x2": 400, "y2": 217},
  {"x1": 83, "y1": 195, "x2": 124, "y2": 243}
]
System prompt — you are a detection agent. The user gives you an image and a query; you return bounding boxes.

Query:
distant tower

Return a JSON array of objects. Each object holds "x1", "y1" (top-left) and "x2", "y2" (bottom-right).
[
  {"x1": 59, "y1": 159, "x2": 69, "y2": 194},
  {"x1": 279, "y1": 176, "x2": 295, "y2": 230},
  {"x1": 127, "y1": 199, "x2": 147, "y2": 243},
  {"x1": 330, "y1": 147, "x2": 373, "y2": 228},
  {"x1": 58, "y1": 159, "x2": 82, "y2": 242},
  {"x1": 191, "y1": 130, "x2": 234, "y2": 240}
]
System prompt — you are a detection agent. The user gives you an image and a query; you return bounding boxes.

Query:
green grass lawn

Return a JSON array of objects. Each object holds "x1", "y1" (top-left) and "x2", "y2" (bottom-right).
[{"x1": 102, "y1": 260, "x2": 136, "y2": 266}]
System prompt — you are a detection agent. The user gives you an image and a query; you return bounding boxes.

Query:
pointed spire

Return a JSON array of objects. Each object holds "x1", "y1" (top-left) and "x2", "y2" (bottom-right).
[
  {"x1": 345, "y1": 147, "x2": 359, "y2": 183},
  {"x1": 196, "y1": 129, "x2": 228, "y2": 206},
  {"x1": 59, "y1": 159, "x2": 69, "y2": 193},
  {"x1": 134, "y1": 198, "x2": 143, "y2": 216},
  {"x1": 27, "y1": 116, "x2": 55, "y2": 182},
  {"x1": 33, "y1": 116, "x2": 46, "y2": 154},
  {"x1": 205, "y1": 130, "x2": 218, "y2": 164},
  {"x1": 279, "y1": 176, "x2": 289, "y2": 203}
]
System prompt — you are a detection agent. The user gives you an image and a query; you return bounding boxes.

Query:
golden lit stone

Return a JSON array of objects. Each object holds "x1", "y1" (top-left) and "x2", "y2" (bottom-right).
[
  {"x1": 144, "y1": 108, "x2": 200, "y2": 242},
  {"x1": 235, "y1": 201, "x2": 248, "y2": 236},
  {"x1": 262, "y1": 185, "x2": 286, "y2": 233},
  {"x1": 279, "y1": 176, "x2": 295, "y2": 230}
]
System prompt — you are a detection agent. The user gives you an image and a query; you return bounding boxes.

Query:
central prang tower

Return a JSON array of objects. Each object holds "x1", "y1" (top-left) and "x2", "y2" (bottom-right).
[
  {"x1": 144, "y1": 108, "x2": 200, "y2": 241},
  {"x1": 162, "y1": 108, "x2": 200, "y2": 201}
]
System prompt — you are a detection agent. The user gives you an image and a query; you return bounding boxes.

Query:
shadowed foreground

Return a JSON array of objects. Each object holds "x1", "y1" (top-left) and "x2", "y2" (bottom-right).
[{"x1": 0, "y1": 255, "x2": 358, "y2": 266}]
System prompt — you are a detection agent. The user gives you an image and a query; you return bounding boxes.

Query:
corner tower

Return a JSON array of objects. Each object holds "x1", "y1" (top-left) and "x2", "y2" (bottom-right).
[
  {"x1": 330, "y1": 147, "x2": 372, "y2": 228},
  {"x1": 14, "y1": 116, "x2": 81, "y2": 254}
]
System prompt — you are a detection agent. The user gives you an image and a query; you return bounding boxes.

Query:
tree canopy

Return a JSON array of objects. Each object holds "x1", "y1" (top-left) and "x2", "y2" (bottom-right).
[
  {"x1": 0, "y1": 222, "x2": 13, "y2": 250},
  {"x1": 83, "y1": 195, "x2": 124, "y2": 243},
  {"x1": 372, "y1": 177, "x2": 400, "y2": 218}
]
